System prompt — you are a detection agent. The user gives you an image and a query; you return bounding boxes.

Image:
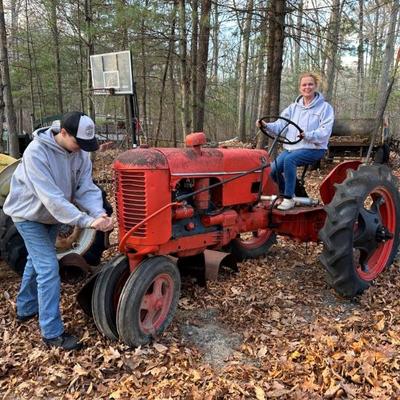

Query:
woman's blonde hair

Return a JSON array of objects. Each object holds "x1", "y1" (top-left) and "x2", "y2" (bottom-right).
[{"x1": 298, "y1": 72, "x2": 321, "y2": 88}]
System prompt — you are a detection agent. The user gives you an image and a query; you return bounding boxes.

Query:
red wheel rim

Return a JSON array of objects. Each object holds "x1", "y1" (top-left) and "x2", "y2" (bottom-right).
[
  {"x1": 356, "y1": 187, "x2": 396, "y2": 281},
  {"x1": 138, "y1": 273, "x2": 174, "y2": 334},
  {"x1": 237, "y1": 229, "x2": 272, "y2": 250}
]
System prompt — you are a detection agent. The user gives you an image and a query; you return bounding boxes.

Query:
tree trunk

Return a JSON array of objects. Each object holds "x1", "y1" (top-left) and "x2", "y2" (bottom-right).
[
  {"x1": 178, "y1": 0, "x2": 191, "y2": 136},
  {"x1": 368, "y1": 1, "x2": 380, "y2": 84},
  {"x1": 0, "y1": 0, "x2": 18, "y2": 157},
  {"x1": 50, "y1": 0, "x2": 63, "y2": 114},
  {"x1": 355, "y1": 0, "x2": 365, "y2": 116},
  {"x1": 293, "y1": 0, "x2": 303, "y2": 75},
  {"x1": 0, "y1": 65, "x2": 4, "y2": 152},
  {"x1": 325, "y1": 0, "x2": 342, "y2": 103},
  {"x1": 169, "y1": 61, "x2": 178, "y2": 147},
  {"x1": 238, "y1": 0, "x2": 254, "y2": 142},
  {"x1": 194, "y1": 0, "x2": 211, "y2": 132},
  {"x1": 9, "y1": 0, "x2": 19, "y2": 61},
  {"x1": 77, "y1": 0, "x2": 85, "y2": 113},
  {"x1": 85, "y1": 0, "x2": 95, "y2": 120},
  {"x1": 211, "y1": 0, "x2": 219, "y2": 82},
  {"x1": 140, "y1": 0, "x2": 149, "y2": 140},
  {"x1": 375, "y1": 0, "x2": 399, "y2": 111},
  {"x1": 257, "y1": 0, "x2": 286, "y2": 149},
  {"x1": 191, "y1": 0, "x2": 198, "y2": 129},
  {"x1": 155, "y1": 4, "x2": 176, "y2": 146},
  {"x1": 25, "y1": 0, "x2": 35, "y2": 130}
]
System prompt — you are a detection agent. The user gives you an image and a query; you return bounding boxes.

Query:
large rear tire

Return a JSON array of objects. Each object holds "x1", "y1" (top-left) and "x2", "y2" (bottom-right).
[
  {"x1": 319, "y1": 164, "x2": 400, "y2": 297},
  {"x1": 0, "y1": 186, "x2": 112, "y2": 275}
]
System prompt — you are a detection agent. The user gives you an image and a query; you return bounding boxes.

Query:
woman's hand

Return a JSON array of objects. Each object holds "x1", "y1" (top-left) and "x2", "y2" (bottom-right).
[
  {"x1": 256, "y1": 119, "x2": 266, "y2": 129},
  {"x1": 91, "y1": 214, "x2": 114, "y2": 232}
]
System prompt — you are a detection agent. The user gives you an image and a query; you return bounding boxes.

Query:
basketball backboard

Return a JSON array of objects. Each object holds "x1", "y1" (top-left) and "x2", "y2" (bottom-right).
[{"x1": 90, "y1": 50, "x2": 133, "y2": 95}]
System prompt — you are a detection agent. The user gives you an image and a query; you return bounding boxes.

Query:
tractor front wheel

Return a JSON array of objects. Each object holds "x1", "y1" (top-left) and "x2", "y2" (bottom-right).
[
  {"x1": 92, "y1": 254, "x2": 130, "y2": 340},
  {"x1": 116, "y1": 256, "x2": 181, "y2": 347},
  {"x1": 319, "y1": 164, "x2": 400, "y2": 297}
]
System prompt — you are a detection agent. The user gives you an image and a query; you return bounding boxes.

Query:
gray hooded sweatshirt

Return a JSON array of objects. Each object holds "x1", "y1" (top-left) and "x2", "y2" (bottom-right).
[
  {"x1": 3, "y1": 127, "x2": 105, "y2": 227},
  {"x1": 266, "y1": 92, "x2": 334, "y2": 151}
]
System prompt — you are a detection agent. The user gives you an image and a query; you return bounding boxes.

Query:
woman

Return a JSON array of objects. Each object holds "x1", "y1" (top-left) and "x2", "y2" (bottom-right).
[{"x1": 257, "y1": 72, "x2": 334, "y2": 210}]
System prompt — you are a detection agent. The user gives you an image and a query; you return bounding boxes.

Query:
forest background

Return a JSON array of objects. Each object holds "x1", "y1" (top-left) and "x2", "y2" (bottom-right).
[{"x1": 0, "y1": 0, "x2": 399, "y2": 154}]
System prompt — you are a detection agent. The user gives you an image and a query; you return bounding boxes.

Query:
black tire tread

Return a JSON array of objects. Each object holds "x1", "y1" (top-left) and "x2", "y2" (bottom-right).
[
  {"x1": 92, "y1": 255, "x2": 129, "y2": 341},
  {"x1": 116, "y1": 256, "x2": 181, "y2": 347},
  {"x1": 319, "y1": 164, "x2": 400, "y2": 297}
]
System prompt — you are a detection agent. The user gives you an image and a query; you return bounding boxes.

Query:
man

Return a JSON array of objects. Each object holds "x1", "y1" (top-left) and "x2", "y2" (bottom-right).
[{"x1": 3, "y1": 111, "x2": 113, "y2": 350}]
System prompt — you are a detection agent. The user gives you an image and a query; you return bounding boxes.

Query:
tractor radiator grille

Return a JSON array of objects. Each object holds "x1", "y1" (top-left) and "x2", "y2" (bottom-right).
[{"x1": 115, "y1": 170, "x2": 147, "y2": 237}]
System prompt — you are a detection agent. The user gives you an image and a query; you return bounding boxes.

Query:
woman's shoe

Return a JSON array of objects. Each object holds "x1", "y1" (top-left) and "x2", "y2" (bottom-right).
[{"x1": 277, "y1": 198, "x2": 295, "y2": 210}]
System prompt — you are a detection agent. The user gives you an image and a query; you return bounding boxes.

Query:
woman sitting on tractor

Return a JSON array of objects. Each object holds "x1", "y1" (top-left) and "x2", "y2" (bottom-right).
[{"x1": 257, "y1": 72, "x2": 334, "y2": 210}]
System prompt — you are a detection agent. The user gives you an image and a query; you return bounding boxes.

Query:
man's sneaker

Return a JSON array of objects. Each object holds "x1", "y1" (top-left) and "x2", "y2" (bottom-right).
[
  {"x1": 16, "y1": 313, "x2": 37, "y2": 323},
  {"x1": 43, "y1": 332, "x2": 83, "y2": 350},
  {"x1": 277, "y1": 198, "x2": 295, "y2": 211}
]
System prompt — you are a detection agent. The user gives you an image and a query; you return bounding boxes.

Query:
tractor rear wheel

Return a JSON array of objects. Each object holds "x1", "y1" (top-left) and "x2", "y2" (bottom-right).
[
  {"x1": 228, "y1": 229, "x2": 276, "y2": 262},
  {"x1": 116, "y1": 256, "x2": 181, "y2": 347},
  {"x1": 0, "y1": 186, "x2": 112, "y2": 276},
  {"x1": 319, "y1": 164, "x2": 400, "y2": 297},
  {"x1": 92, "y1": 254, "x2": 130, "y2": 340}
]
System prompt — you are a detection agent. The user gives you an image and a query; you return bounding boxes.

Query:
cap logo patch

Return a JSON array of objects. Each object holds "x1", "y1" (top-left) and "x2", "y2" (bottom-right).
[{"x1": 85, "y1": 125, "x2": 94, "y2": 138}]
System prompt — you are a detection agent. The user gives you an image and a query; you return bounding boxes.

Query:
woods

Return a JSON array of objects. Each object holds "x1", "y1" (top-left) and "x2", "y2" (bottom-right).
[
  {"x1": 1, "y1": 2, "x2": 400, "y2": 398},
  {"x1": 0, "y1": 0, "x2": 399, "y2": 147}
]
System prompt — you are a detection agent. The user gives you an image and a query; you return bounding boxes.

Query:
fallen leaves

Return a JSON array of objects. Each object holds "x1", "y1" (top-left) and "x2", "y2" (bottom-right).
[{"x1": 0, "y1": 155, "x2": 400, "y2": 398}]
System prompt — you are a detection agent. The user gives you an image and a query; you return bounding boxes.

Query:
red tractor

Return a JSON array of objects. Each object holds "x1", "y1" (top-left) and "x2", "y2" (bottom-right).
[{"x1": 88, "y1": 117, "x2": 400, "y2": 347}]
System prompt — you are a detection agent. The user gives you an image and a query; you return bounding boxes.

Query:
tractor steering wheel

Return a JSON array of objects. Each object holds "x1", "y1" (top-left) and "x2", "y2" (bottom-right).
[{"x1": 258, "y1": 115, "x2": 304, "y2": 145}]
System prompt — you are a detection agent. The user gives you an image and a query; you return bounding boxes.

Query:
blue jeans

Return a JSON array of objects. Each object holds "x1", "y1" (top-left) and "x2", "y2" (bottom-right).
[
  {"x1": 270, "y1": 149, "x2": 325, "y2": 198},
  {"x1": 15, "y1": 221, "x2": 63, "y2": 339}
]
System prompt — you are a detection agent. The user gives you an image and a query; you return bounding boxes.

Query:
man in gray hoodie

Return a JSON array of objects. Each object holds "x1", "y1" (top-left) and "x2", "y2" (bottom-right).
[{"x1": 3, "y1": 111, "x2": 113, "y2": 350}]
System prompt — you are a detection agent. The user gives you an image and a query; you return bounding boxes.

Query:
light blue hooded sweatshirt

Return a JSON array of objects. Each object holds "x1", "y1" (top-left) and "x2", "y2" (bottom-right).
[
  {"x1": 3, "y1": 127, "x2": 105, "y2": 227},
  {"x1": 266, "y1": 92, "x2": 334, "y2": 151}
]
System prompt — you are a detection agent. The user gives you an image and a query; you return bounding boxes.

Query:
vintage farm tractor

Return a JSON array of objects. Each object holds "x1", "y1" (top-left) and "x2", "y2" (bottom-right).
[{"x1": 88, "y1": 116, "x2": 400, "y2": 347}]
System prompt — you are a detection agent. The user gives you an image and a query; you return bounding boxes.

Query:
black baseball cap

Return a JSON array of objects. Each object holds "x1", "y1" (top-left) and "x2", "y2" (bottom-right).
[{"x1": 61, "y1": 111, "x2": 99, "y2": 152}]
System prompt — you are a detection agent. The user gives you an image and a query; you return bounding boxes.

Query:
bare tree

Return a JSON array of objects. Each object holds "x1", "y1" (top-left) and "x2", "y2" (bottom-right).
[
  {"x1": 325, "y1": 0, "x2": 342, "y2": 103},
  {"x1": 191, "y1": 0, "x2": 199, "y2": 130},
  {"x1": 355, "y1": 0, "x2": 365, "y2": 116},
  {"x1": 178, "y1": 0, "x2": 191, "y2": 135},
  {"x1": 0, "y1": 64, "x2": 4, "y2": 152},
  {"x1": 258, "y1": 0, "x2": 286, "y2": 149},
  {"x1": 85, "y1": 0, "x2": 94, "y2": 119},
  {"x1": 237, "y1": 0, "x2": 254, "y2": 142},
  {"x1": 193, "y1": 0, "x2": 211, "y2": 132},
  {"x1": 49, "y1": 0, "x2": 63, "y2": 113},
  {"x1": 0, "y1": 0, "x2": 18, "y2": 157},
  {"x1": 376, "y1": 0, "x2": 399, "y2": 111}
]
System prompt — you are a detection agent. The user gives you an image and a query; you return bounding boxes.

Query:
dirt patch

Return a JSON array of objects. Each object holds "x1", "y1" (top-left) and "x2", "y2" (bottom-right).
[{"x1": 178, "y1": 308, "x2": 242, "y2": 368}]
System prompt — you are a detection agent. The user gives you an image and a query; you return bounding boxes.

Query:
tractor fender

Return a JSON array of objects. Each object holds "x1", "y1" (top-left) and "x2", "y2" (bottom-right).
[{"x1": 319, "y1": 160, "x2": 362, "y2": 205}]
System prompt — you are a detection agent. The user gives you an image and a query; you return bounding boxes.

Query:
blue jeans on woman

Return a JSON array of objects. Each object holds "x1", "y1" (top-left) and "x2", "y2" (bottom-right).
[
  {"x1": 15, "y1": 221, "x2": 63, "y2": 339},
  {"x1": 270, "y1": 149, "x2": 325, "y2": 198}
]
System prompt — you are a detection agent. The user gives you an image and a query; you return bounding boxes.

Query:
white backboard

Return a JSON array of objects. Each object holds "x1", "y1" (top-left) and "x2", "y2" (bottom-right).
[{"x1": 90, "y1": 50, "x2": 133, "y2": 95}]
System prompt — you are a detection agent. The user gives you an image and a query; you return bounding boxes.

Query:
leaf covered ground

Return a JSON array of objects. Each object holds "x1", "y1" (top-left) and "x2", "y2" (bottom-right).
[{"x1": 1, "y1": 152, "x2": 400, "y2": 399}]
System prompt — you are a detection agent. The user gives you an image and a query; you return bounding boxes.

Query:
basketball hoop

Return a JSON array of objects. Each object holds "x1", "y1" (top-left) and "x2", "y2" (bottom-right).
[{"x1": 90, "y1": 51, "x2": 133, "y2": 96}]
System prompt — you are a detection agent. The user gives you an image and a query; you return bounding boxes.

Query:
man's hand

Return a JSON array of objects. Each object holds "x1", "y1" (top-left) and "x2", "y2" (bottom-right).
[{"x1": 91, "y1": 214, "x2": 114, "y2": 232}]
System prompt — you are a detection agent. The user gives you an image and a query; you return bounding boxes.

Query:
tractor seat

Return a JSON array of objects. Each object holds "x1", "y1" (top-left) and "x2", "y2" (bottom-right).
[
  {"x1": 299, "y1": 159, "x2": 321, "y2": 186},
  {"x1": 295, "y1": 159, "x2": 321, "y2": 198}
]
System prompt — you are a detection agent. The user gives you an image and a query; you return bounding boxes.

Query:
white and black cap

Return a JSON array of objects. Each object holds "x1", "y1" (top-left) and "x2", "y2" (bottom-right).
[{"x1": 61, "y1": 111, "x2": 99, "y2": 152}]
